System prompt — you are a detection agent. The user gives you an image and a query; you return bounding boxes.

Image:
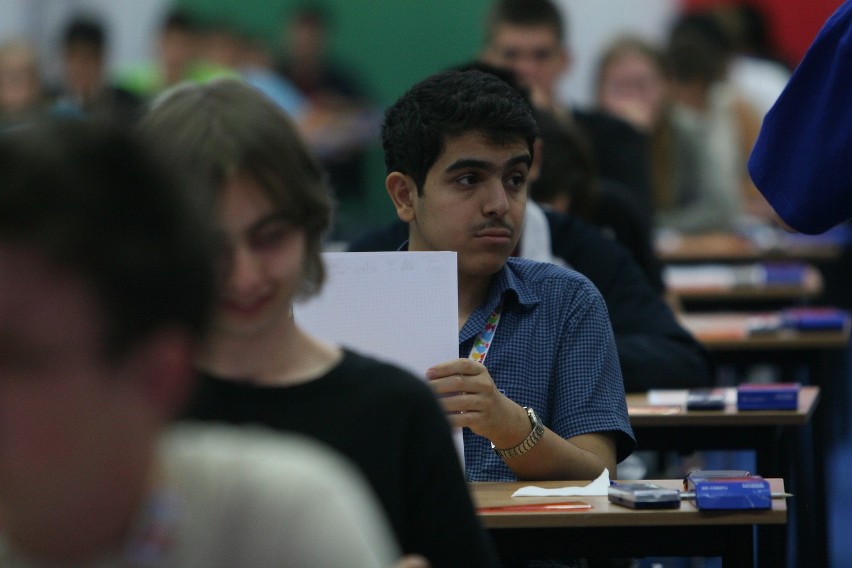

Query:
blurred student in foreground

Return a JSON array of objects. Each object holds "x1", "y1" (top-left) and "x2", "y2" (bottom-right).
[
  {"x1": 0, "y1": 119, "x2": 399, "y2": 567},
  {"x1": 141, "y1": 79, "x2": 498, "y2": 568}
]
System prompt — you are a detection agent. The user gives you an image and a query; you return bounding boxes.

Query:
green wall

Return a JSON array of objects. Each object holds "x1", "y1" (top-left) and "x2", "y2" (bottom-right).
[
  {"x1": 324, "y1": 0, "x2": 492, "y2": 105},
  {"x1": 177, "y1": 0, "x2": 494, "y2": 238},
  {"x1": 178, "y1": 0, "x2": 492, "y2": 104}
]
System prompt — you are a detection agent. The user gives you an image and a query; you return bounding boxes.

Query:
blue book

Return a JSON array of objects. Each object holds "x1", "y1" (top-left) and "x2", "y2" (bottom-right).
[
  {"x1": 685, "y1": 472, "x2": 771, "y2": 510},
  {"x1": 781, "y1": 307, "x2": 850, "y2": 331},
  {"x1": 761, "y1": 262, "x2": 808, "y2": 285},
  {"x1": 737, "y1": 382, "x2": 800, "y2": 411}
]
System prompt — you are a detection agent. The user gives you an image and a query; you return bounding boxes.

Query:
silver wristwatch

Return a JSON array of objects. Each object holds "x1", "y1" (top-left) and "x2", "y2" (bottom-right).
[{"x1": 491, "y1": 407, "x2": 545, "y2": 459}]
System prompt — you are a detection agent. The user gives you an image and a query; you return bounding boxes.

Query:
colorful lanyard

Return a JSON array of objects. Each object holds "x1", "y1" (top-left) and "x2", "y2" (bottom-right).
[
  {"x1": 468, "y1": 300, "x2": 503, "y2": 364},
  {"x1": 123, "y1": 486, "x2": 182, "y2": 566}
]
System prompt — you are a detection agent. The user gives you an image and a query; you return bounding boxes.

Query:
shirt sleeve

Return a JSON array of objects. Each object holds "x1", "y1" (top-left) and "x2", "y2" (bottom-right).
[
  {"x1": 747, "y1": 1, "x2": 852, "y2": 234},
  {"x1": 550, "y1": 278, "x2": 636, "y2": 463}
]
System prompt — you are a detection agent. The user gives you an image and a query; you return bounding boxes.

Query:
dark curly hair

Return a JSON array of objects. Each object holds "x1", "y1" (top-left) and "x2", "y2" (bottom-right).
[{"x1": 382, "y1": 69, "x2": 538, "y2": 194}]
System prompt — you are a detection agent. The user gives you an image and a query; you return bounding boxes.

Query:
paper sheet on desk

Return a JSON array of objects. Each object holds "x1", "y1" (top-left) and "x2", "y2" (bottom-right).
[
  {"x1": 511, "y1": 468, "x2": 611, "y2": 497},
  {"x1": 648, "y1": 388, "x2": 737, "y2": 406},
  {"x1": 293, "y1": 252, "x2": 463, "y2": 461}
]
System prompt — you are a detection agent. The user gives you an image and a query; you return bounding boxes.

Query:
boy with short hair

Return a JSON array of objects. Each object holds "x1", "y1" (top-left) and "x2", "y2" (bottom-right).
[{"x1": 382, "y1": 69, "x2": 635, "y2": 482}]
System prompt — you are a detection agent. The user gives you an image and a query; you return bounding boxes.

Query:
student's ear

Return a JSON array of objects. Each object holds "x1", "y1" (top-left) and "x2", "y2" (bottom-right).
[
  {"x1": 479, "y1": 44, "x2": 498, "y2": 66},
  {"x1": 128, "y1": 327, "x2": 197, "y2": 419},
  {"x1": 559, "y1": 46, "x2": 573, "y2": 75},
  {"x1": 529, "y1": 138, "x2": 544, "y2": 184},
  {"x1": 559, "y1": 45, "x2": 574, "y2": 77},
  {"x1": 386, "y1": 172, "x2": 418, "y2": 223}
]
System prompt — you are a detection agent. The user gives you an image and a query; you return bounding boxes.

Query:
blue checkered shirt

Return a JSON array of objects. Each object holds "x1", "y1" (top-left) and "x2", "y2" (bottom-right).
[{"x1": 461, "y1": 257, "x2": 635, "y2": 481}]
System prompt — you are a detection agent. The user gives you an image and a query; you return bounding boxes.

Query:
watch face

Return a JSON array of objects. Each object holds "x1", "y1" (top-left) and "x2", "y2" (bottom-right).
[{"x1": 526, "y1": 407, "x2": 540, "y2": 426}]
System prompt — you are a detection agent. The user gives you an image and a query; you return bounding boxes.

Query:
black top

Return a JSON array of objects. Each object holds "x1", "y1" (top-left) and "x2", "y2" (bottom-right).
[
  {"x1": 573, "y1": 107, "x2": 653, "y2": 214},
  {"x1": 589, "y1": 177, "x2": 665, "y2": 293},
  {"x1": 348, "y1": 216, "x2": 713, "y2": 392},
  {"x1": 183, "y1": 349, "x2": 500, "y2": 568},
  {"x1": 544, "y1": 211, "x2": 714, "y2": 391}
]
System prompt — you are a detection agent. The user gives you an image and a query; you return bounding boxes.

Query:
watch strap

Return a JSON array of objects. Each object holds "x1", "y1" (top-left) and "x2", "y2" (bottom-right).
[{"x1": 491, "y1": 407, "x2": 545, "y2": 459}]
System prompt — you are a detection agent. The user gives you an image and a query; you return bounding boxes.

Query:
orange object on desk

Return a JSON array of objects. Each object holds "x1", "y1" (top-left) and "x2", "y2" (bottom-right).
[{"x1": 478, "y1": 501, "x2": 592, "y2": 513}]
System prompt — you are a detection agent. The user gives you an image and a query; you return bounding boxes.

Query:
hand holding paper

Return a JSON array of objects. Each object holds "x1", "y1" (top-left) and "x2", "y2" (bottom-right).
[{"x1": 426, "y1": 358, "x2": 530, "y2": 446}]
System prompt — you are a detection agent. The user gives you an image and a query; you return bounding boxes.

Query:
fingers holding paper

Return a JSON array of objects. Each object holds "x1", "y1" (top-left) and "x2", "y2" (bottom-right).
[{"x1": 425, "y1": 358, "x2": 530, "y2": 447}]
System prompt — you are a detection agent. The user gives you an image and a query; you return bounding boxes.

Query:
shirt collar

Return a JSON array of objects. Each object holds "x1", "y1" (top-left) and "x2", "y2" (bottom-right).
[
  {"x1": 401, "y1": 241, "x2": 539, "y2": 306},
  {"x1": 398, "y1": 242, "x2": 542, "y2": 336},
  {"x1": 460, "y1": 258, "x2": 541, "y2": 342},
  {"x1": 488, "y1": 258, "x2": 541, "y2": 309}
]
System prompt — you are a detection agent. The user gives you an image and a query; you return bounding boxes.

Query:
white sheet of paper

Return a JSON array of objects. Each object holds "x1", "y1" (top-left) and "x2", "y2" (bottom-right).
[
  {"x1": 293, "y1": 251, "x2": 463, "y2": 462},
  {"x1": 647, "y1": 389, "x2": 689, "y2": 406},
  {"x1": 511, "y1": 468, "x2": 611, "y2": 497}
]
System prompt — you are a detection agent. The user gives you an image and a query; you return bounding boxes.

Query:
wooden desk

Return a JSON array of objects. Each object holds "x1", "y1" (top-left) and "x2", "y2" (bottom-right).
[
  {"x1": 679, "y1": 310, "x2": 848, "y2": 479},
  {"x1": 656, "y1": 231, "x2": 843, "y2": 264},
  {"x1": 628, "y1": 387, "x2": 821, "y2": 568},
  {"x1": 665, "y1": 264, "x2": 824, "y2": 304},
  {"x1": 628, "y1": 385, "x2": 819, "y2": 428},
  {"x1": 677, "y1": 311, "x2": 850, "y2": 349},
  {"x1": 675, "y1": 314, "x2": 846, "y2": 568},
  {"x1": 472, "y1": 478, "x2": 786, "y2": 568},
  {"x1": 678, "y1": 313, "x2": 848, "y2": 568}
]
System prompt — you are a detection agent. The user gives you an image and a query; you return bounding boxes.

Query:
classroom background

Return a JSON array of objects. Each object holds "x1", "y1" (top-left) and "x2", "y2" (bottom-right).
[
  {"x1": 0, "y1": 0, "x2": 840, "y2": 238},
  {"x1": 1, "y1": 0, "x2": 849, "y2": 566}
]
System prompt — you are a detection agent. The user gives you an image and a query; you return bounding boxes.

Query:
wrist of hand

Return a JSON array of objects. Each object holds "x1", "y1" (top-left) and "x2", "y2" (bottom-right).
[
  {"x1": 487, "y1": 401, "x2": 531, "y2": 447},
  {"x1": 491, "y1": 406, "x2": 545, "y2": 459}
]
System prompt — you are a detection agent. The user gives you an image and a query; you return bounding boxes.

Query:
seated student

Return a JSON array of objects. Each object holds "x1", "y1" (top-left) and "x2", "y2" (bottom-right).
[
  {"x1": 530, "y1": 106, "x2": 664, "y2": 293},
  {"x1": 0, "y1": 119, "x2": 399, "y2": 567},
  {"x1": 0, "y1": 39, "x2": 47, "y2": 130},
  {"x1": 350, "y1": 204, "x2": 712, "y2": 395},
  {"x1": 481, "y1": 0, "x2": 652, "y2": 214},
  {"x1": 448, "y1": 61, "x2": 661, "y2": 291},
  {"x1": 52, "y1": 16, "x2": 142, "y2": 124},
  {"x1": 351, "y1": 67, "x2": 712, "y2": 395},
  {"x1": 655, "y1": 12, "x2": 764, "y2": 233},
  {"x1": 140, "y1": 79, "x2": 498, "y2": 568},
  {"x1": 378, "y1": 68, "x2": 634, "y2": 482}
]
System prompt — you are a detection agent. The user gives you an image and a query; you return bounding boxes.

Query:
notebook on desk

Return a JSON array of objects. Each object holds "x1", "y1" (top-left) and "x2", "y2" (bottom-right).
[
  {"x1": 780, "y1": 307, "x2": 850, "y2": 331},
  {"x1": 664, "y1": 262, "x2": 809, "y2": 290}
]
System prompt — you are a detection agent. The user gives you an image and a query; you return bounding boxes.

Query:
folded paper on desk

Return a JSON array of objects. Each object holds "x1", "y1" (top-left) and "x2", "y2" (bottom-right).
[{"x1": 511, "y1": 468, "x2": 610, "y2": 497}]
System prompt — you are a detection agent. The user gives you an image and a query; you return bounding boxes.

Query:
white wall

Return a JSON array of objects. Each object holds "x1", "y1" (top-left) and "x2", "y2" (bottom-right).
[
  {"x1": 1, "y1": 0, "x2": 678, "y2": 100},
  {"x1": 556, "y1": 0, "x2": 679, "y2": 109},
  {"x1": 0, "y1": 0, "x2": 172, "y2": 85}
]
